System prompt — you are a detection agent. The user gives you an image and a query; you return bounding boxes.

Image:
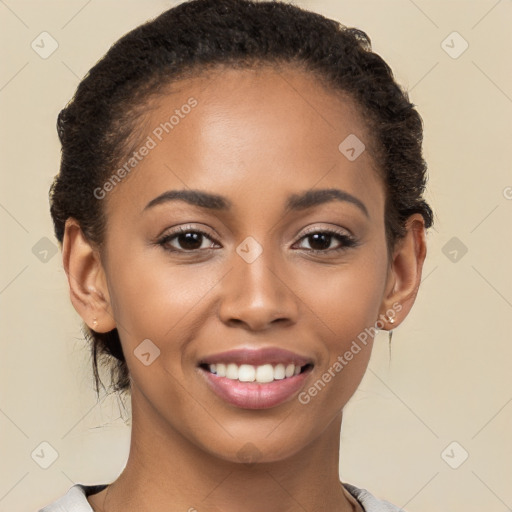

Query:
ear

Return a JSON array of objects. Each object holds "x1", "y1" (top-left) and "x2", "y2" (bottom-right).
[
  {"x1": 378, "y1": 213, "x2": 427, "y2": 330},
  {"x1": 61, "y1": 218, "x2": 116, "y2": 333}
]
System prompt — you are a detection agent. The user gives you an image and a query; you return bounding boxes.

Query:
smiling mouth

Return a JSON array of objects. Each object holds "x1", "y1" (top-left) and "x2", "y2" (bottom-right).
[
  {"x1": 199, "y1": 362, "x2": 314, "y2": 384},
  {"x1": 197, "y1": 347, "x2": 315, "y2": 409}
]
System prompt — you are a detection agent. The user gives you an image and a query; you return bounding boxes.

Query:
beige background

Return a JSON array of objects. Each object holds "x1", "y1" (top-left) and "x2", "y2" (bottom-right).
[{"x1": 1, "y1": 1, "x2": 511, "y2": 511}]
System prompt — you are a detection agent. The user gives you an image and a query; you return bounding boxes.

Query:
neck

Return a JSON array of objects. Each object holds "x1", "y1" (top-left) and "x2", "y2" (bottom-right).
[{"x1": 98, "y1": 386, "x2": 355, "y2": 512}]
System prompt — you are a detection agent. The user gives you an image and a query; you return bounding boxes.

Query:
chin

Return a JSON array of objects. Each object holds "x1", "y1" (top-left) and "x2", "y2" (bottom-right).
[{"x1": 197, "y1": 430, "x2": 313, "y2": 466}]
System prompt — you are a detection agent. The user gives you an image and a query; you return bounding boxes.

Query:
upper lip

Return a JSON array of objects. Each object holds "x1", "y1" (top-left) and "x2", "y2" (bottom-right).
[{"x1": 198, "y1": 347, "x2": 313, "y2": 367}]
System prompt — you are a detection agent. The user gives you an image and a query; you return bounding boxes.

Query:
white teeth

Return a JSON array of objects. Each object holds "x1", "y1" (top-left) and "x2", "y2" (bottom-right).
[
  {"x1": 255, "y1": 364, "x2": 274, "y2": 383},
  {"x1": 274, "y1": 363, "x2": 286, "y2": 380},
  {"x1": 206, "y1": 362, "x2": 305, "y2": 383},
  {"x1": 226, "y1": 363, "x2": 239, "y2": 379},
  {"x1": 238, "y1": 364, "x2": 256, "y2": 382}
]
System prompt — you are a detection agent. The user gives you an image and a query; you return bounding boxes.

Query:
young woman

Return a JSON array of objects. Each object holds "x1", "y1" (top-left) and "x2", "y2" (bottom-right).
[{"x1": 39, "y1": 0, "x2": 433, "y2": 510}]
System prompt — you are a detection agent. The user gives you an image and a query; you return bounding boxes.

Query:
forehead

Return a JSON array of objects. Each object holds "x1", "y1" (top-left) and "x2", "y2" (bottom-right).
[{"x1": 104, "y1": 65, "x2": 384, "y2": 222}]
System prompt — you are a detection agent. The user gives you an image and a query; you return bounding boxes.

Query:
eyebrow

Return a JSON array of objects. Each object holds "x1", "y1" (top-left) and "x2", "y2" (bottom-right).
[{"x1": 143, "y1": 188, "x2": 369, "y2": 217}]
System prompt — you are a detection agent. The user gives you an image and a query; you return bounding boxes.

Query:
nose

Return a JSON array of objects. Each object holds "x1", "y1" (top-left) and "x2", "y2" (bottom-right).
[{"x1": 218, "y1": 248, "x2": 300, "y2": 331}]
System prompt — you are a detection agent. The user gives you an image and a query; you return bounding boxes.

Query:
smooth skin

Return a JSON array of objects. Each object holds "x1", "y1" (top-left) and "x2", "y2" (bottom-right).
[{"x1": 62, "y1": 65, "x2": 427, "y2": 512}]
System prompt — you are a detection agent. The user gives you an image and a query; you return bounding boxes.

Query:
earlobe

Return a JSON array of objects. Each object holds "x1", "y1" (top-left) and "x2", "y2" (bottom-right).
[
  {"x1": 61, "y1": 218, "x2": 116, "y2": 333},
  {"x1": 379, "y1": 214, "x2": 427, "y2": 330}
]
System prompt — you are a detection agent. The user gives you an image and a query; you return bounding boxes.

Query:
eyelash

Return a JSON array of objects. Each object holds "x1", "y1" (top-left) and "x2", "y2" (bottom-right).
[{"x1": 156, "y1": 225, "x2": 358, "y2": 255}]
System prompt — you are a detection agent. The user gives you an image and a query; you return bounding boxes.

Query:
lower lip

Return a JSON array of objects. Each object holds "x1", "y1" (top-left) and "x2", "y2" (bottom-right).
[{"x1": 199, "y1": 367, "x2": 312, "y2": 409}]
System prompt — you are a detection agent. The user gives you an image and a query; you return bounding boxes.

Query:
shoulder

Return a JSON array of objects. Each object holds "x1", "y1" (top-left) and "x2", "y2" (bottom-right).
[
  {"x1": 38, "y1": 483, "x2": 108, "y2": 512},
  {"x1": 343, "y1": 483, "x2": 406, "y2": 512}
]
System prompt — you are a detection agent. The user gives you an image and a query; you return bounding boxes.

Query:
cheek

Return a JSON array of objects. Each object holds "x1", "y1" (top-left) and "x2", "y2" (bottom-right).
[
  {"x1": 293, "y1": 252, "x2": 387, "y2": 407},
  {"x1": 106, "y1": 249, "x2": 223, "y2": 338},
  {"x1": 103, "y1": 249, "x2": 228, "y2": 397},
  {"x1": 293, "y1": 252, "x2": 387, "y2": 341}
]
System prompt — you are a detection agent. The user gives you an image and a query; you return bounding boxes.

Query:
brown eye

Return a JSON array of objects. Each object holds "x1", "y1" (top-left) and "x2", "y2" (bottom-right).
[
  {"x1": 158, "y1": 227, "x2": 220, "y2": 253},
  {"x1": 295, "y1": 230, "x2": 357, "y2": 254}
]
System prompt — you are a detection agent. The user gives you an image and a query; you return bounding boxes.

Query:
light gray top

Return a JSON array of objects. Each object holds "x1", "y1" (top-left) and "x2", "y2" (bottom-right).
[{"x1": 38, "y1": 483, "x2": 405, "y2": 511}]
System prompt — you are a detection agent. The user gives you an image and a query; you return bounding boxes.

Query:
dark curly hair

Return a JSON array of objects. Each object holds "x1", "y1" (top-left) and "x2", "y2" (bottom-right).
[{"x1": 50, "y1": 0, "x2": 434, "y2": 397}]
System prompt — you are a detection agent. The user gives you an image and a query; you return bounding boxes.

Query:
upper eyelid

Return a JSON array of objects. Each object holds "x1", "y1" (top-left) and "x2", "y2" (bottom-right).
[
  {"x1": 299, "y1": 224, "x2": 352, "y2": 237},
  {"x1": 159, "y1": 226, "x2": 220, "y2": 244}
]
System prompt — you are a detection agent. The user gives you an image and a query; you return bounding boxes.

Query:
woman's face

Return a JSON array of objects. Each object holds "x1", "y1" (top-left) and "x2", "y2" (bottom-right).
[{"x1": 90, "y1": 66, "x2": 402, "y2": 462}]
